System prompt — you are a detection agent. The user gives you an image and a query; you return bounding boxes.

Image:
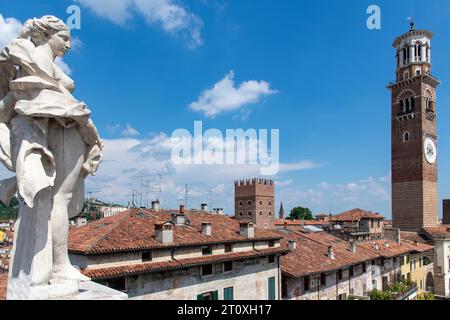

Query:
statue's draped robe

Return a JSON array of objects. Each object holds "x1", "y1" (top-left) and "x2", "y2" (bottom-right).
[{"x1": 0, "y1": 39, "x2": 90, "y2": 297}]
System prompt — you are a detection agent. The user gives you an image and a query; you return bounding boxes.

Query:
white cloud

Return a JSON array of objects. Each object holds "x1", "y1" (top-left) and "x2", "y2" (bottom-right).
[
  {"x1": 278, "y1": 174, "x2": 391, "y2": 217},
  {"x1": 76, "y1": 0, "x2": 203, "y2": 48},
  {"x1": 122, "y1": 123, "x2": 140, "y2": 137},
  {"x1": 189, "y1": 71, "x2": 278, "y2": 118},
  {"x1": 55, "y1": 57, "x2": 72, "y2": 75},
  {"x1": 0, "y1": 14, "x2": 22, "y2": 50}
]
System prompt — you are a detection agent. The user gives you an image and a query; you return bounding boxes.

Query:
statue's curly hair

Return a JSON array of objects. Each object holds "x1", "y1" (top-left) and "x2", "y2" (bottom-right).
[{"x1": 19, "y1": 15, "x2": 69, "y2": 46}]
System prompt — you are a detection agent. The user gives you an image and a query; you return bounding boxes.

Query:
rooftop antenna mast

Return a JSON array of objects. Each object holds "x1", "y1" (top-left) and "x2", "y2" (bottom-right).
[{"x1": 208, "y1": 190, "x2": 213, "y2": 213}]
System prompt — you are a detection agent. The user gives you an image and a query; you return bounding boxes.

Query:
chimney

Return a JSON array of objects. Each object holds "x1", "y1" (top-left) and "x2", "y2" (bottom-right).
[
  {"x1": 172, "y1": 205, "x2": 186, "y2": 225},
  {"x1": 443, "y1": 200, "x2": 450, "y2": 225},
  {"x1": 240, "y1": 221, "x2": 255, "y2": 239},
  {"x1": 349, "y1": 241, "x2": 356, "y2": 253},
  {"x1": 327, "y1": 246, "x2": 335, "y2": 260},
  {"x1": 213, "y1": 208, "x2": 224, "y2": 215},
  {"x1": 288, "y1": 240, "x2": 297, "y2": 251},
  {"x1": 76, "y1": 217, "x2": 87, "y2": 227},
  {"x1": 384, "y1": 241, "x2": 390, "y2": 248},
  {"x1": 155, "y1": 222, "x2": 173, "y2": 244},
  {"x1": 373, "y1": 243, "x2": 380, "y2": 251},
  {"x1": 414, "y1": 240, "x2": 419, "y2": 246},
  {"x1": 396, "y1": 228, "x2": 401, "y2": 244},
  {"x1": 201, "y1": 203, "x2": 208, "y2": 212},
  {"x1": 201, "y1": 222, "x2": 212, "y2": 236},
  {"x1": 151, "y1": 200, "x2": 160, "y2": 212}
]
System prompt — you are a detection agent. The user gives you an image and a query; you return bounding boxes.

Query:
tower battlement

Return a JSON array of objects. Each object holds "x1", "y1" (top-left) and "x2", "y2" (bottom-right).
[{"x1": 234, "y1": 178, "x2": 274, "y2": 187}]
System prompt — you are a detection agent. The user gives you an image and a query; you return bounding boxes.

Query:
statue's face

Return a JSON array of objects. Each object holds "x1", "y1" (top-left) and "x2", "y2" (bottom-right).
[{"x1": 48, "y1": 29, "x2": 71, "y2": 57}]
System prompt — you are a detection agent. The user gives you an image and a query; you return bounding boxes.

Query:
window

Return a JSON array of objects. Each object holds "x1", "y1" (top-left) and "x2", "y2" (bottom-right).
[
  {"x1": 320, "y1": 273, "x2": 326, "y2": 286},
  {"x1": 268, "y1": 255, "x2": 275, "y2": 263},
  {"x1": 202, "y1": 245, "x2": 213, "y2": 256},
  {"x1": 269, "y1": 211, "x2": 272, "y2": 216},
  {"x1": 259, "y1": 201, "x2": 263, "y2": 205},
  {"x1": 224, "y1": 243, "x2": 233, "y2": 253},
  {"x1": 224, "y1": 261, "x2": 233, "y2": 272},
  {"x1": 304, "y1": 276, "x2": 310, "y2": 291},
  {"x1": 239, "y1": 201, "x2": 243, "y2": 206},
  {"x1": 416, "y1": 69, "x2": 421, "y2": 76},
  {"x1": 406, "y1": 255, "x2": 410, "y2": 264},
  {"x1": 349, "y1": 267, "x2": 354, "y2": 277},
  {"x1": 106, "y1": 277, "x2": 126, "y2": 291},
  {"x1": 223, "y1": 287, "x2": 234, "y2": 300},
  {"x1": 372, "y1": 259, "x2": 376, "y2": 266},
  {"x1": 268, "y1": 202, "x2": 272, "y2": 206},
  {"x1": 338, "y1": 269, "x2": 343, "y2": 281},
  {"x1": 404, "y1": 71, "x2": 410, "y2": 80},
  {"x1": 268, "y1": 240, "x2": 275, "y2": 248},
  {"x1": 201, "y1": 264, "x2": 213, "y2": 276},
  {"x1": 362, "y1": 263, "x2": 366, "y2": 273},
  {"x1": 142, "y1": 251, "x2": 152, "y2": 262},
  {"x1": 248, "y1": 211, "x2": 252, "y2": 216},
  {"x1": 197, "y1": 290, "x2": 218, "y2": 300},
  {"x1": 259, "y1": 211, "x2": 263, "y2": 216},
  {"x1": 403, "y1": 132, "x2": 410, "y2": 143},
  {"x1": 248, "y1": 200, "x2": 252, "y2": 206},
  {"x1": 239, "y1": 212, "x2": 243, "y2": 217}
]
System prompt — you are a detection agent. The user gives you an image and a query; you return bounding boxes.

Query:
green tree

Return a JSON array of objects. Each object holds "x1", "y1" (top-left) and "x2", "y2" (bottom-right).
[{"x1": 288, "y1": 207, "x2": 314, "y2": 220}]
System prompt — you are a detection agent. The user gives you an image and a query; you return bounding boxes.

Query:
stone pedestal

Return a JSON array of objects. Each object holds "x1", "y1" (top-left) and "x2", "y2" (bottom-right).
[{"x1": 57, "y1": 281, "x2": 128, "y2": 300}]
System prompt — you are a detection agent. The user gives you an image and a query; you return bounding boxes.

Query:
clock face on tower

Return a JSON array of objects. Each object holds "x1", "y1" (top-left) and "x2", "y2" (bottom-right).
[{"x1": 424, "y1": 138, "x2": 437, "y2": 164}]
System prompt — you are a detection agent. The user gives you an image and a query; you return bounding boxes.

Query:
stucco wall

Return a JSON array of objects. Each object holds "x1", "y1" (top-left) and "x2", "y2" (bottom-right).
[{"x1": 123, "y1": 256, "x2": 279, "y2": 300}]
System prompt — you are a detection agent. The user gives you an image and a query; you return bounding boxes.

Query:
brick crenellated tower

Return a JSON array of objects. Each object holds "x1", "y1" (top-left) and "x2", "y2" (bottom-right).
[
  {"x1": 234, "y1": 178, "x2": 275, "y2": 230},
  {"x1": 389, "y1": 21, "x2": 440, "y2": 231}
]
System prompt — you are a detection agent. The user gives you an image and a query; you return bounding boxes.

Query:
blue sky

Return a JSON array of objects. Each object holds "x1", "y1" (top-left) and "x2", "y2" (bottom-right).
[{"x1": 1, "y1": 0, "x2": 450, "y2": 218}]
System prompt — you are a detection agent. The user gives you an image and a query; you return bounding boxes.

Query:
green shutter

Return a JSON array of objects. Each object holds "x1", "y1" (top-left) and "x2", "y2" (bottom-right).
[
  {"x1": 224, "y1": 287, "x2": 234, "y2": 300},
  {"x1": 212, "y1": 290, "x2": 219, "y2": 300},
  {"x1": 197, "y1": 293, "x2": 204, "y2": 300},
  {"x1": 268, "y1": 277, "x2": 276, "y2": 300}
]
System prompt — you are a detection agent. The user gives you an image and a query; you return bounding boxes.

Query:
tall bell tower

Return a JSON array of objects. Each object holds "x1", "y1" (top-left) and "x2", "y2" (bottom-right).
[{"x1": 389, "y1": 21, "x2": 440, "y2": 231}]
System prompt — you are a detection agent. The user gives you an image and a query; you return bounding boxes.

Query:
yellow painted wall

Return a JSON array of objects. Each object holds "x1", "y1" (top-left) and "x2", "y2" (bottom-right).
[
  {"x1": 400, "y1": 253, "x2": 433, "y2": 294},
  {"x1": 0, "y1": 230, "x2": 4, "y2": 242}
]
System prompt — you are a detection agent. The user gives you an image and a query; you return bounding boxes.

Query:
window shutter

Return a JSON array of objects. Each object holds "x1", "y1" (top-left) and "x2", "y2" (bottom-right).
[
  {"x1": 212, "y1": 290, "x2": 219, "y2": 300},
  {"x1": 197, "y1": 294, "x2": 203, "y2": 300}
]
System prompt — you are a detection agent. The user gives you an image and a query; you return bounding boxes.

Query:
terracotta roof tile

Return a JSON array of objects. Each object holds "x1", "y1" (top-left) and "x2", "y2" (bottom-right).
[
  {"x1": 69, "y1": 209, "x2": 282, "y2": 254},
  {"x1": 274, "y1": 219, "x2": 327, "y2": 227},
  {"x1": 423, "y1": 225, "x2": 450, "y2": 239},
  {"x1": 330, "y1": 208, "x2": 384, "y2": 222},
  {"x1": 82, "y1": 247, "x2": 288, "y2": 279},
  {"x1": 278, "y1": 229, "x2": 379, "y2": 278}
]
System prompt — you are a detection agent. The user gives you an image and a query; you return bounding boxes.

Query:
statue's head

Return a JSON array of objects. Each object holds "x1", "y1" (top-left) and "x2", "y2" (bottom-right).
[{"x1": 20, "y1": 15, "x2": 71, "y2": 57}]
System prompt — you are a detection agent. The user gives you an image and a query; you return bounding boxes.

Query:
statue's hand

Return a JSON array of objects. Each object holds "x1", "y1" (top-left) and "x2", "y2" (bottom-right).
[{"x1": 82, "y1": 144, "x2": 102, "y2": 177}]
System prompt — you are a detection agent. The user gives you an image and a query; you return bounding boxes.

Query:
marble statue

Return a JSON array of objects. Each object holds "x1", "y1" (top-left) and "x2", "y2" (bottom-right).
[{"x1": 0, "y1": 15, "x2": 103, "y2": 299}]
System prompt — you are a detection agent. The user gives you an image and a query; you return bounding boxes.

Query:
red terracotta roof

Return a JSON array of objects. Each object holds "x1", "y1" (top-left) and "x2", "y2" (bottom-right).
[
  {"x1": 274, "y1": 219, "x2": 327, "y2": 227},
  {"x1": 330, "y1": 208, "x2": 384, "y2": 222},
  {"x1": 69, "y1": 209, "x2": 282, "y2": 254},
  {"x1": 357, "y1": 238, "x2": 432, "y2": 258},
  {"x1": 423, "y1": 225, "x2": 450, "y2": 239},
  {"x1": 278, "y1": 228, "x2": 379, "y2": 278},
  {"x1": 82, "y1": 247, "x2": 288, "y2": 280},
  {"x1": 400, "y1": 231, "x2": 428, "y2": 244}
]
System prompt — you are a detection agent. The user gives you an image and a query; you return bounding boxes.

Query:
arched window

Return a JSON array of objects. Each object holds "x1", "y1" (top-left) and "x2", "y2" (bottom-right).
[
  {"x1": 403, "y1": 71, "x2": 409, "y2": 80},
  {"x1": 259, "y1": 201, "x2": 263, "y2": 205},
  {"x1": 239, "y1": 212, "x2": 243, "y2": 217},
  {"x1": 404, "y1": 98, "x2": 410, "y2": 111},
  {"x1": 248, "y1": 200, "x2": 252, "y2": 206},
  {"x1": 248, "y1": 211, "x2": 252, "y2": 216},
  {"x1": 269, "y1": 211, "x2": 272, "y2": 216},
  {"x1": 239, "y1": 201, "x2": 243, "y2": 206},
  {"x1": 259, "y1": 211, "x2": 263, "y2": 216},
  {"x1": 403, "y1": 132, "x2": 410, "y2": 143}
]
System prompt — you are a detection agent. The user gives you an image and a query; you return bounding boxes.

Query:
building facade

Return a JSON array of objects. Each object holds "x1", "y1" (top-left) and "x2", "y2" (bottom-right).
[{"x1": 68, "y1": 208, "x2": 288, "y2": 300}]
